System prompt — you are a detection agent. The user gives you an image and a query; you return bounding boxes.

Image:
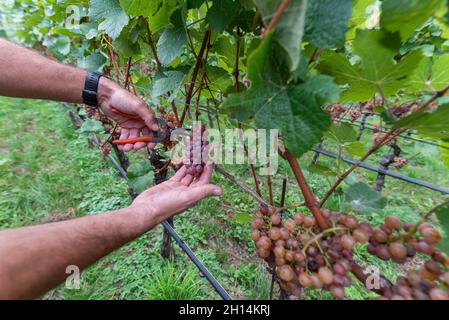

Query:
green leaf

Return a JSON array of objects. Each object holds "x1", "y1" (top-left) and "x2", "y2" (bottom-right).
[
  {"x1": 156, "y1": 9, "x2": 187, "y2": 65},
  {"x1": 317, "y1": 29, "x2": 423, "y2": 102},
  {"x1": 430, "y1": 54, "x2": 449, "y2": 91},
  {"x1": 78, "y1": 52, "x2": 107, "y2": 72},
  {"x1": 113, "y1": 27, "x2": 140, "y2": 58},
  {"x1": 435, "y1": 202, "x2": 449, "y2": 255},
  {"x1": 440, "y1": 142, "x2": 449, "y2": 169},
  {"x1": 152, "y1": 70, "x2": 186, "y2": 98},
  {"x1": 48, "y1": 36, "x2": 71, "y2": 55},
  {"x1": 381, "y1": 0, "x2": 445, "y2": 42},
  {"x1": 148, "y1": 0, "x2": 176, "y2": 33},
  {"x1": 325, "y1": 123, "x2": 357, "y2": 144},
  {"x1": 307, "y1": 164, "x2": 337, "y2": 177},
  {"x1": 119, "y1": 0, "x2": 159, "y2": 17},
  {"x1": 393, "y1": 104, "x2": 449, "y2": 139},
  {"x1": 304, "y1": 0, "x2": 352, "y2": 48},
  {"x1": 80, "y1": 119, "x2": 104, "y2": 133},
  {"x1": 343, "y1": 182, "x2": 386, "y2": 214},
  {"x1": 206, "y1": 0, "x2": 238, "y2": 33},
  {"x1": 254, "y1": 0, "x2": 307, "y2": 70},
  {"x1": 89, "y1": 0, "x2": 129, "y2": 39},
  {"x1": 223, "y1": 74, "x2": 338, "y2": 157},
  {"x1": 127, "y1": 162, "x2": 154, "y2": 193},
  {"x1": 235, "y1": 212, "x2": 253, "y2": 224},
  {"x1": 345, "y1": 141, "x2": 366, "y2": 158}
]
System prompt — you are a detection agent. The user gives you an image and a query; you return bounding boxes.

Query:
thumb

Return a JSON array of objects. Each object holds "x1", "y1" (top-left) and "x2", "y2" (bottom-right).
[
  {"x1": 135, "y1": 103, "x2": 160, "y2": 132},
  {"x1": 187, "y1": 184, "x2": 222, "y2": 204}
]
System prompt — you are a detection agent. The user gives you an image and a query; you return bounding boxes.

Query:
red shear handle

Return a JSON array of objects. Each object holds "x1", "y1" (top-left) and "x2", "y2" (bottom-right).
[{"x1": 112, "y1": 136, "x2": 154, "y2": 145}]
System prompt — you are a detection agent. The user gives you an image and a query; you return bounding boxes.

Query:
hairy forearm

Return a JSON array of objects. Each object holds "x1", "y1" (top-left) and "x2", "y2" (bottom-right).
[
  {"x1": 0, "y1": 207, "x2": 161, "y2": 300},
  {"x1": 0, "y1": 39, "x2": 86, "y2": 103}
]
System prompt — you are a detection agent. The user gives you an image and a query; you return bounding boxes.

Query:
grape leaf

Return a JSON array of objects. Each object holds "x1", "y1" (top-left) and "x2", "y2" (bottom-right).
[
  {"x1": 89, "y1": 0, "x2": 129, "y2": 39},
  {"x1": 235, "y1": 212, "x2": 253, "y2": 224},
  {"x1": 254, "y1": 0, "x2": 307, "y2": 70},
  {"x1": 148, "y1": 0, "x2": 176, "y2": 33},
  {"x1": 127, "y1": 162, "x2": 154, "y2": 193},
  {"x1": 206, "y1": 0, "x2": 238, "y2": 33},
  {"x1": 119, "y1": 0, "x2": 159, "y2": 17},
  {"x1": 343, "y1": 182, "x2": 386, "y2": 214},
  {"x1": 317, "y1": 29, "x2": 423, "y2": 102},
  {"x1": 435, "y1": 202, "x2": 449, "y2": 255},
  {"x1": 440, "y1": 142, "x2": 449, "y2": 169},
  {"x1": 381, "y1": 0, "x2": 445, "y2": 42},
  {"x1": 78, "y1": 52, "x2": 107, "y2": 72},
  {"x1": 304, "y1": 0, "x2": 353, "y2": 48},
  {"x1": 156, "y1": 9, "x2": 187, "y2": 65},
  {"x1": 307, "y1": 164, "x2": 337, "y2": 177},
  {"x1": 393, "y1": 104, "x2": 449, "y2": 139},
  {"x1": 80, "y1": 119, "x2": 104, "y2": 133},
  {"x1": 152, "y1": 70, "x2": 186, "y2": 99},
  {"x1": 222, "y1": 74, "x2": 338, "y2": 157}
]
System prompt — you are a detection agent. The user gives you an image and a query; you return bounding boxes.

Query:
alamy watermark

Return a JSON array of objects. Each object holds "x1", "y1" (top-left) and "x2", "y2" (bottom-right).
[{"x1": 65, "y1": 265, "x2": 81, "y2": 290}]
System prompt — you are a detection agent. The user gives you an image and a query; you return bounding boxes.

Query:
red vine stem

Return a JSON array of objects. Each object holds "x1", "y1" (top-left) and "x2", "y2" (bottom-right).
[
  {"x1": 143, "y1": 17, "x2": 161, "y2": 69},
  {"x1": 282, "y1": 149, "x2": 330, "y2": 230},
  {"x1": 180, "y1": 30, "x2": 211, "y2": 125},
  {"x1": 264, "y1": 0, "x2": 290, "y2": 36},
  {"x1": 123, "y1": 57, "x2": 132, "y2": 89}
]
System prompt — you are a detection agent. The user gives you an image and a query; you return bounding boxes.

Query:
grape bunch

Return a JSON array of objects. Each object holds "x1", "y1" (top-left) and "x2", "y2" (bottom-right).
[
  {"x1": 184, "y1": 124, "x2": 208, "y2": 178},
  {"x1": 366, "y1": 216, "x2": 446, "y2": 265},
  {"x1": 380, "y1": 261, "x2": 449, "y2": 300},
  {"x1": 251, "y1": 207, "x2": 449, "y2": 300},
  {"x1": 251, "y1": 208, "x2": 372, "y2": 299}
]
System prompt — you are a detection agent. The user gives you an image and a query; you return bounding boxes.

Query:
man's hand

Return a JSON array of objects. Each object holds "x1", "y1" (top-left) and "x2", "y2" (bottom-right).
[
  {"x1": 98, "y1": 77, "x2": 160, "y2": 151},
  {"x1": 130, "y1": 163, "x2": 222, "y2": 223}
]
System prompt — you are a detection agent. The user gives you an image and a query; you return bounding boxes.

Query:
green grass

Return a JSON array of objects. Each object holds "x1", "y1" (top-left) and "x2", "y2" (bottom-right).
[{"x1": 1, "y1": 96, "x2": 448, "y2": 300}]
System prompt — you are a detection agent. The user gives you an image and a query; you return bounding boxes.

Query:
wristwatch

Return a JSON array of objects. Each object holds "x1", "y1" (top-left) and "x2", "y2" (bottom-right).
[{"x1": 82, "y1": 71, "x2": 103, "y2": 106}]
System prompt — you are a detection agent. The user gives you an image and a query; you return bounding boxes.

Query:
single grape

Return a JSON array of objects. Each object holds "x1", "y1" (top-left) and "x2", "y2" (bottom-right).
[
  {"x1": 385, "y1": 216, "x2": 401, "y2": 230},
  {"x1": 273, "y1": 245, "x2": 286, "y2": 258},
  {"x1": 258, "y1": 248, "x2": 270, "y2": 259},
  {"x1": 303, "y1": 216, "x2": 316, "y2": 228},
  {"x1": 424, "y1": 260, "x2": 441, "y2": 275},
  {"x1": 341, "y1": 234, "x2": 356, "y2": 251},
  {"x1": 307, "y1": 260, "x2": 319, "y2": 272},
  {"x1": 277, "y1": 265, "x2": 295, "y2": 282},
  {"x1": 279, "y1": 227, "x2": 290, "y2": 240},
  {"x1": 333, "y1": 263, "x2": 346, "y2": 276},
  {"x1": 294, "y1": 213, "x2": 304, "y2": 225},
  {"x1": 310, "y1": 273, "x2": 323, "y2": 288},
  {"x1": 389, "y1": 242, "x2": 407, "y2": 260},
  {"x1": 315, "y1": 254, "x2": 325, "y2": 267},
  {"x1": 285, "y1": 250, "x2": 294, "y2": 262},
  {"x1": 294, "y1": 251, "x2": 305, "y2": 263},
  {"x1": 376, "y1": 245, "x2": 391, "y2": 261},
  {"x1": 268, "y1": 227, "x2": 281, "y2": 241},
  {"x1": 306, "y1": 246, "x2": 318, "y2": 257},
  {"x1": 251, "y1": 218, "x2": 264, "y2": 230},
  {"x1": 372, "y1": 229, "x2": 388, "y2": 243},
  {"x1": 353, "y1": 228, "x2": 369, "y2": 243},
  {"x1": 429, "y1": 288, "x2": 449, "y2": 300},
  {"x1": 275, "y1": 257, "x2": 286, "y2": 266},
  {"x1": 299, "y1": 272, "x2": 312, "y2": 288},
  {"x1": 271, "y1": 214, "x2": 281, "y2": 226},
  {"x1": 344, "y1": 216, "x2": 359, "y2": 229},
  {"x1": 284, "y1": 219, "x2": 296, "y2": 232},
  {"x1": 421, "y1": 227, "x2": 441, "y2": 245},
  {"x1": 330, "y1": 285, "x2": 345, "y2": 299},
  {"x1": 251, "y1": 229, "x2": 260, "y2": 241},
  {"x1": 318, "y1": 267, "x2": 334, "y2": 285},
  {"x1": 256, "y1": 236, "x2": 272, "y2": 250}
]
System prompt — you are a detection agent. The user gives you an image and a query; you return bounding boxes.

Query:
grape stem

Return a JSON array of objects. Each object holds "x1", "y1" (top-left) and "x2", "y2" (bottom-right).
[
  {"x1": 143, "y1": 17, "x2": 161, "y2": 69},
  {"x1": 214, "y1": 164, "x2": 271, "y2": 208},
  {"x1": 180, "y1": 30, "x2": 211, "y2": 125},
  {"x1": 301, "y1": 227, "x2": 346, "y2": 256},
  {"x1": 263, "y1": 0, "x2": 291, "y2": 36}
]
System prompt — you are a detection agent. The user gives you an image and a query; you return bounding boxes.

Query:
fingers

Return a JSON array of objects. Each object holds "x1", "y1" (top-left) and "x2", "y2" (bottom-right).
[
  {"x1": 124, "y1": 128, "x2": 139, "y2": 152},
  {"x1": 134, "y1": 102, "x2": 159, "y2": 132},
  {"x1": 170, "y1": 166, "x2": 187, "y2": 182},
  {"x1": 181, "y1": 174, "x2": 194, "y2": 186},
  {"x1": 118, "y1": 128, "x2": 130, "y2": 151},
  {"x1": 186, "y1": 184, "x2": 222, "y2": 205}
]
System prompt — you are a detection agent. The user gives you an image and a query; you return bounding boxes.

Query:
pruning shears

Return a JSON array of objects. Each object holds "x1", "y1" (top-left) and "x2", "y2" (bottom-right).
[{"x1": 111, "y1": 108, "x2": 177, "y2": 145}]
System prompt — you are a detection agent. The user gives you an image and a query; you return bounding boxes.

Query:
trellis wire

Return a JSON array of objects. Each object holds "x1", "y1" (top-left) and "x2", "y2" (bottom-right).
[{"x1": 314, "y1": 147, "x2": 449, "y2": 195}]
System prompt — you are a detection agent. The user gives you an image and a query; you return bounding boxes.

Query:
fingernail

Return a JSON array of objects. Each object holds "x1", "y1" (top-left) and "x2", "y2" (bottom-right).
[{"x1": 213, "y1": 188, "x2": 222, "y2": 196}]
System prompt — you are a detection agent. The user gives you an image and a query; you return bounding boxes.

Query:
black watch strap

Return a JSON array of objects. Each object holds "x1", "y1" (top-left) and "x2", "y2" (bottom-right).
[{"x1": 82, "y1": 72, "x2": 103, "y2": 106}]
